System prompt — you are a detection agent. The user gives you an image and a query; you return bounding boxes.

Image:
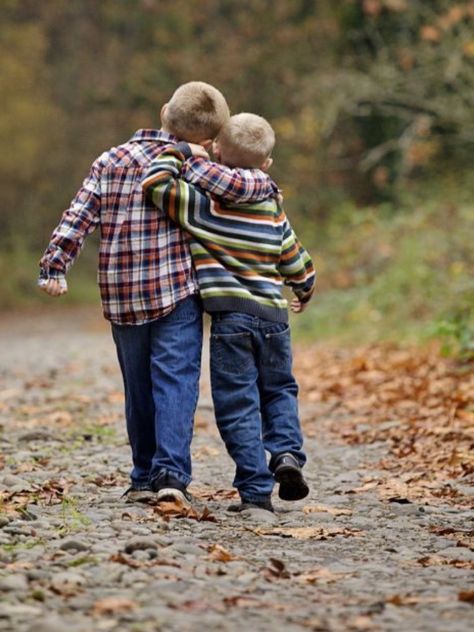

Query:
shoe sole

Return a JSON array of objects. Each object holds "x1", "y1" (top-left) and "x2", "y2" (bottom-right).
[
  {"x1": 274, "y1": 466, "x2": 309, "y2": 501},
  {"x1": 156, "y1": 488, "x2": 192, "y2": 507},
  {"x1": 124, "y1": 490, "x2": 155, "y2": 503}
]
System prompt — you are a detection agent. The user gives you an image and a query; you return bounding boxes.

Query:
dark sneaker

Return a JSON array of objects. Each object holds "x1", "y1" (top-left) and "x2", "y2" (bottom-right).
[
  {"x1": 150, "y1": 472, "x2": 192, "y2": 507},
  {"x1": 273, "y1": 453, "x2": 309, "y2": 501},
  {"x1": 122, "y1": 484, "x2": 154, "y2": 503},
  {"x1": 227, "y1": 498, "x2": 274, "y2": 513}
]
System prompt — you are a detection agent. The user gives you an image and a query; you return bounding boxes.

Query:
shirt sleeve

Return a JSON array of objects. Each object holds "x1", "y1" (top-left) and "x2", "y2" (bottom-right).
[
  {"x1": 39, "y1": 152, "x2": 108, "y2": 279},
  {"x1": 278, "y1": 214, "x2": 316, "y2": 304},
  {"x1": 180, "y1": 155, "x2": 279, "y2": 203},
  {"x1": 142, "y1": 144, "x2": 211, "y2": 236}
]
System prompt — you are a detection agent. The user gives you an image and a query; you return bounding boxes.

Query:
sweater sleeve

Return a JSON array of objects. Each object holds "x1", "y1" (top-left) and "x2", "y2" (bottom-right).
[
  {"x1": 39, "y1": 152, "x2": 107, "y2": 279},
  {"x1": 278, "y1": 215, "x2": 316, "y2": 304},
  {"x1": 142, "y1": 143, "x2": 211, "y2": 237}
]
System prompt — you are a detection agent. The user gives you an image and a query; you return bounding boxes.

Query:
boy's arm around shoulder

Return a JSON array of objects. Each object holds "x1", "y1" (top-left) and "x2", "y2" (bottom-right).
[
  {"x1": 181, "y1": 156, "x2": 279, "y2": 204},
  {"x1": 277, "y1": 210, "x2": 316, "y2": 309},
  {"x1": 39, "y1": 151, "x2": 108, "y2": 289}
]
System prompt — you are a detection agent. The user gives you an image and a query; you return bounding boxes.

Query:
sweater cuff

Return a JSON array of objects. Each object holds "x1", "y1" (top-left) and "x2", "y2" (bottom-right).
[{"x1": 174, "y1": 142, "x2": 193, "y2": 160}]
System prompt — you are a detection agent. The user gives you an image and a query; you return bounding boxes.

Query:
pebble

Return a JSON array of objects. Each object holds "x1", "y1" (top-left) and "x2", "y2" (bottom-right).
[
  {"x1": 438, "y1": 547, "x2": 474, "y2": 562},
  {"x1": 0, "y1": 603, "x2": 42, "y2": 618},
  {"x1": 51, "y1": 571, "x2": 87, "y2": 590},
  {"x1": 26, "y1": 616, "x2": 73, "y2": 632},
  {"x1": 239, "y1": 507, "x2": 279, "y2": 524},
  {"x1": 59, "y1": 539, "x2": 91, "y2": 552},
  {"x1": 1, "y1": 474, "x2": 32, "y2": 491},
  {"x1": 0, "y1": 574, "x2": 29, "y2": 592},
  {"x1": 19, "y1": 430, "x2": 55, "y2": 442},
  {"x1": 124, "y1": 536, "x2": 161, "y2": 553}
]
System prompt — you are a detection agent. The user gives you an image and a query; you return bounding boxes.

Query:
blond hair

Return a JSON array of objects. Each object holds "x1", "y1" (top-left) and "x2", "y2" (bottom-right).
[
  {"x1": 163, "y1": 81, "x2": 230, "y2": 142},
  {"x1": 217, "y1": 113, "x2": 275, "y2": 168}
]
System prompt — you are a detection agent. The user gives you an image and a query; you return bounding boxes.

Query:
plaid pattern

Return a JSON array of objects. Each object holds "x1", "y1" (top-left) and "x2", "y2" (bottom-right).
[
  {"x1": 181, "y1": 157, "x2": 279, "y2": 203},
  {"x1": 40, "y1": 130, "x2": 275, "y2": 325}
]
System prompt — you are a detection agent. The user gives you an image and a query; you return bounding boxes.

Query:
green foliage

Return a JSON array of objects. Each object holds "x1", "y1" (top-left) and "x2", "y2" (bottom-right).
[
  {"x1": 433, "y1": 283, "x2": 474, "y2": 360},
  {"x1": 291, "y1": 186, "x2": 474, "y2": 348}
]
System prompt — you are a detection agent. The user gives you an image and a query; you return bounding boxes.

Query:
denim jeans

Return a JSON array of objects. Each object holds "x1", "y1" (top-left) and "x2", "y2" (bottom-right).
[
  {"x1": 210, "y1": 312, "x2": 306, "y2": 503},
  {"x1": 111, "y1": 295, "x2": 203, "y2": 487}
]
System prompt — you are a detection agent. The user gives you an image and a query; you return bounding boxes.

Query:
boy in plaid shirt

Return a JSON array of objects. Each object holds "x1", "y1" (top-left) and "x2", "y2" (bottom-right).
[{"x1": 39, "y1": 83, "x2": 277, "y2": 505}]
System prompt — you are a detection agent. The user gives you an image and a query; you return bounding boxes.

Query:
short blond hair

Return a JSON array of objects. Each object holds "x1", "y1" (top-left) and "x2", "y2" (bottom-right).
[
  {"x1": 217, "y1": 113, "x2": 275, "y2": 168},
  {"x1": 163, "y1": 81, "x2": 230, "y2": 142}
]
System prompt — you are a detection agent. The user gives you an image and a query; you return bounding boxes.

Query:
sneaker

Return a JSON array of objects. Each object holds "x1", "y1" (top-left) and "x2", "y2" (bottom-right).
[
  {"x1": 150, "y1": 472, "x2": 192, "y2": 507},
  {"x1": 273, "y1": 453, "x2": 309, "y2": 501},
  {"x1": 122, "y1": 484, "x2": 155, "y2": 503},
  {"x1": 227, "y1": 498, "x2": 274, "y2": 513}
]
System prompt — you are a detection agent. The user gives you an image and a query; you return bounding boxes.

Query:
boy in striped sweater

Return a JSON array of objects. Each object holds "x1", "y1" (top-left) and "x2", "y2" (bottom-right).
[{"x1": 143, "y1": 113, "x2": 315, "y2": 513}]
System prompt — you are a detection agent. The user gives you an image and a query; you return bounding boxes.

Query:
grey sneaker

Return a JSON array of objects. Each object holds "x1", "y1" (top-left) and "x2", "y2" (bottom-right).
[
  {"x1": 122, "y1": 484, "x2": 155, "y2": 503},
  {"x1": 150, "y1": 472, "x2": 192, "y2": 508},
  {"x1": 227, "y1": 499, "x2": 274, "y2": 513},
  {"x1": 273, "y1": 453, "x2": 309, "y2": 501}
]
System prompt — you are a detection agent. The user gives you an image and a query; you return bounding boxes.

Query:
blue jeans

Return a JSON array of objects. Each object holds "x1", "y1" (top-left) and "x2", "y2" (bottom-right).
[
  {"x1": 111, "y1": 295, "x2": 203, "y2": 487},
  {"x1": 210, "y1": 312, "x2": 306, "y2": 503}
]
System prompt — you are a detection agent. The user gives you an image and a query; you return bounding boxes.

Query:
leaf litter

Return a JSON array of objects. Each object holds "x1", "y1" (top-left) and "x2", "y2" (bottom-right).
[{"x1": 295, "y1": 343, "x2": 474, "y2": 506}]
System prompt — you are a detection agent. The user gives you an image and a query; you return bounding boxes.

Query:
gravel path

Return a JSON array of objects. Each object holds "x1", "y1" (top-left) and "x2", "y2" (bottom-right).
[{"x1": 0, "y1": 308, "x2": 473, "y2": 632}]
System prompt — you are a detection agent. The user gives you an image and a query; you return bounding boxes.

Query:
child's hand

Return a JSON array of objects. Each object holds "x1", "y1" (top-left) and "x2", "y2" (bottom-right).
[
  {"x1": 187, "y1": 143, "x2": 210, "y2": 160},
  {"x1": 38, "y1": 278, "x2": 68, "y2": 297},
  {"x1": 290, "y1": 298, "x2": 307, "y2": 313}
]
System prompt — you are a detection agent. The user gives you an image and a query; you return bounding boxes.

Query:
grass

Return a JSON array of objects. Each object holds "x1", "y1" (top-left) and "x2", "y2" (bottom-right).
[
  {"x1": 290, "y1": 196, "x2": 474, "y2": 350},
  {"x1": 58, "y1": 496, "x2": 92, "y2": 534}
]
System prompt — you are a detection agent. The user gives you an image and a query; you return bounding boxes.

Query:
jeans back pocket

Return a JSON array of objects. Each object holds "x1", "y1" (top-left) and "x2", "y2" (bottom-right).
[{"x1": 211, "y1": 331, "x2": 253, "y2": 375}]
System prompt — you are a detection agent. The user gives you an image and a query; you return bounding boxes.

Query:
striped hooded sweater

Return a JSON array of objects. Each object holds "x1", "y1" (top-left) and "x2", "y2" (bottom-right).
[{"x1": 142, "y1": 143, "x2": 315, "y2": 323}]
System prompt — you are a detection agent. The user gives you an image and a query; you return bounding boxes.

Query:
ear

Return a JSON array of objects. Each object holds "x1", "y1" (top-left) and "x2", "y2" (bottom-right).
[
  {"x1": 160, "y1": 103, "x2": 168, "y2": 125},
  {"x1": 200, "y1": 139, "x2": 213, "y2": 150},
  {"x1": 212, "y1": 142, "x2": 221, "y2": 162},
  {"x1": 261, "y1": 157, "x2": 273, "y2": 171}
]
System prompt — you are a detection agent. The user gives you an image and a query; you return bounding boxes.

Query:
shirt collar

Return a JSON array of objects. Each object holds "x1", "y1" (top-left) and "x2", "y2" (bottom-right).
[{"x1": 129, "y1": 129, "x2": 178, "y2": 144}]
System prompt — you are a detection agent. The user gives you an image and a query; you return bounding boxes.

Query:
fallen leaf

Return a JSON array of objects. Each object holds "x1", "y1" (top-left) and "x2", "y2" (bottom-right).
[
  {"x1": 191, "y1": 488, "x2": 239, "y2": 501},
  {"x1": 223, "y1": 596, "x2": 261, "y2": 608},
  {"x1": 153, "y1": 500, "x2": 217, "y2": 523},
  {"x1": 261, "y1": 558, "x2": 290, "y2": 580},
  {"x1": 208, "y1": 544, "x2": 237, "y2": 562},
  {"x1": 92, "y1": 597, "x2": 137, "y2": 615},
  {"x1": 303, "y1": 504, "x2": 353, "y2": 516},
  {"x1": 248, "y1": 526, "x2": 364, "y2": 540},
  {"x1": 295, "y1": 566, "x2": 353, "y2": 584},
  {"x1": 192, "y1": 445, "x2": 220, "y2": 459},
  {"x1": 458, "y1": 590, "x2": 474, "y2": 604}
]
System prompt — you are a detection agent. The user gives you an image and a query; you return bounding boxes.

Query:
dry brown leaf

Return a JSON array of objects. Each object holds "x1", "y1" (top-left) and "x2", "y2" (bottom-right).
[
  {"x1": 295, "y1": 566, "x2": 352, "y2": 584},
  {"x1": 153, "y1": 500, "x2": 217, "y2": 523},
  {"x1": 92, "y1": 597, "x2": 137, "y2": 616},
  {"x1": 191, "y1": 488, "x2": 239, "y2": 501},
  {"x1": 346, "y1": 481, "x2": 380, "y2": 494},
  {"x1": 261, "y1": 558, "x2": 290, "y2": 581},
  {"x1": 458, "y1": 590, "x2": 474, "y2": 604},
  {"x1": 303, "y1": 504, "x2": 353, "y2": 516},
  {"x1": 193, "y1": 445, "x2": 220, "y2": 460},
  {"x1": 416, "y1": 555, "x2": 474, "y2": 569},
  {"x1": 208, "y1": 544, "x2": 237, "y2": 562},
  {"x1": 249, "y1": 526, "x2": 363, "y2": 540},
  {"x1": 223, "y1": 596, "x2": 261, "y2": 608}
]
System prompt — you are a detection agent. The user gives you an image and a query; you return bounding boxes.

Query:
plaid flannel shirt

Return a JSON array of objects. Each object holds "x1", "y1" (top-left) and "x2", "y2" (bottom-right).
[{"x1": 39, "y1": 129, "x2": 277, "y2": 325}]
